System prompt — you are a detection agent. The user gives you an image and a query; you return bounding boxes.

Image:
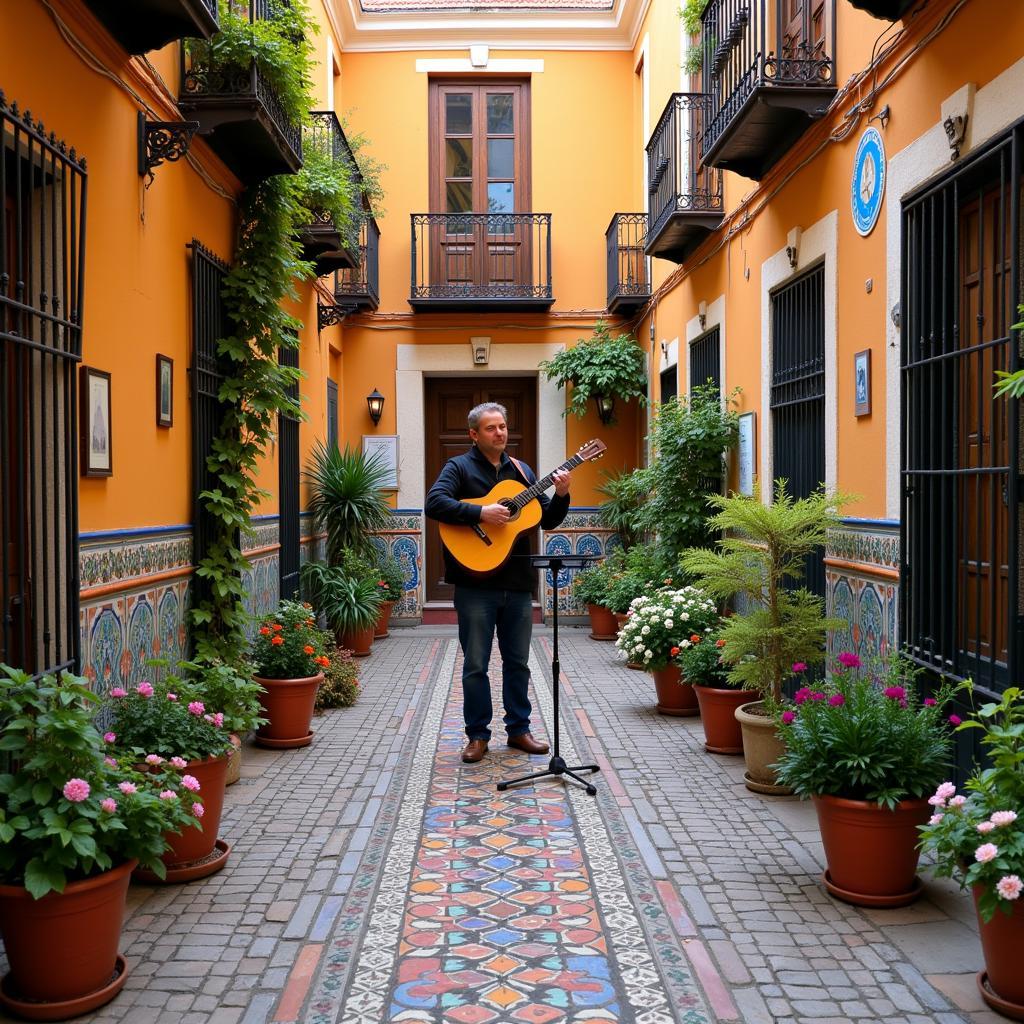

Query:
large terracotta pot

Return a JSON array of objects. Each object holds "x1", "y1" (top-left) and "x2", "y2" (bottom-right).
[
  {"x1": 692, "y1": 685, "x2": 757, "y2": 753},
  {"x1": 339, "y1": 624, "x2": 374, "y2": 657},
  {"x1": 163, "y1": 754, "x2": 229, "y2": 868},
  {"x1": 974, "y1": 886, "x2": 1024, "y2": 1015},
  {"x1": 373, "y1": 600, "x2": 396, "y2": 639},
  {"x1": 650, "y1": 664, "x2": 699, "y2": 716},
  {"x1": 255, "y1": 672, "x2": 323, "y2": 749},
  {"x1": 0, "y1": 858, "x2": 135, "y2": 1014},
  {"x1": 587, "y1": 604, "x2": 617, "y2": 641},
  {"x1": 735, "y1": 701, "x2": 793, "y2": 795},
  {"x1": 813, "y1": 794, "x2": 929, "y2": 907}
]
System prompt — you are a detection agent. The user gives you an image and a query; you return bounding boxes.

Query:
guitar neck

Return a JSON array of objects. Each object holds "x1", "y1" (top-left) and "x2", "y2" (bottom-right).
[{"x1": 508, "y1": 454, "x2": 584, "y2": 511}]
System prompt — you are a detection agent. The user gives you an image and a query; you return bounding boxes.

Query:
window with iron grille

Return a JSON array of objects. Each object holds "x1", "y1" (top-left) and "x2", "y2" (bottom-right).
[
  {"x1": 690, "y1": 326, "x2": 721, "y2": 399},
  {"x1": 278, "y1": 345, "x2": 300, "y2": 601},
  {"x1": 770, "y1": 265, "x2": 826, "y2": 599},
  {"x1": 660, "y1": 365, "x2": 677, "y2": 404},
  {"x1": 901, "y1": 125, "x2": 1021, "y2": 701},
  {"x1": 1, "y1": 92, "x2": 86, "y2": 676}
]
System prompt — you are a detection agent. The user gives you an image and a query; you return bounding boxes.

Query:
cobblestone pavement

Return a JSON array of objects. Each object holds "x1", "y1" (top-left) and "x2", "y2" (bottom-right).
[{"x1": 0, "y1": 627, "x2": 1002, "y2": 1023}]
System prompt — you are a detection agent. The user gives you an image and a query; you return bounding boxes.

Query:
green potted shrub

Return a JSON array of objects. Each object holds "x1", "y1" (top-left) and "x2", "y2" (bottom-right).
[
  {"x1": 315, "y1": 643, "x2": 361, "y2": 711},
  {"x1": 919, "y1": 685, "x2": 1024, "y2": 1017},
  {"x1": 251, "y1": 600, "x2": 332, "y2": 749},
  {"x1": 0, "y1": 666, "x2": 200, "y2": 1018},
  {"x1": 680, "y1": 482, "x2": 847, "y2": 790},
  {"x1": 774, "y1": 654, "x2": 955, "y2": 907},
  {"x1": 301, "y1": 561, "x2": 383, "y2": 656},
  {"x1": 572, "y1": 559, "x2": 616, "y2": 639},
  {"x1": 372, "y1": 553, "x2": 406, "y2": 638},
  {"x1": 105, "y1": 675, "x2": 234, "y2": 883},
  {"x1": 596, "y1": 467, "x2": 652, "y2": 550}
]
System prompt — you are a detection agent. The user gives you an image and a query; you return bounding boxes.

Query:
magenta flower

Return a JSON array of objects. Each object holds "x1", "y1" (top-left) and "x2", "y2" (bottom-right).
[
  {"x1": 181, "y1": 775, "x2": 201, "y2": 793},
  {"x1": 192, "y1": 802, "x2": 205, "y2": 818},
  {"x1": 145, "y1": 754, "x2": 165, "y2": 766},
  {"x1": 158, "y1": 790, "x2": 178, "y2": 801},
  {"x1": 187, "y1": 701, "x2": 205, "y2": 717},
  {"x1": 996, "y1": 875, "x2": 1023, "y2": 901},
  {"x1": 809, "y1": 692, "x2": 826, "y2": 702},
  {"x1": 949, "y1": 714, "x2": 962, "y2": 726},
  {"x1": 62, "y1": 778, "x2": 90, "y2": 802},
  {"x1": 169, "y1": 756, "x2": 188, "y2": 769},
  {"x1": 923, "y1": 698, "x2": 937, "y2": 706},
  {"x1": 118, "y1": 781, "x2": 137, "y2": 795},
  {"x1": 837, "y1": 652, "x2": 862, "y2": 669},
  {"x1": 883, "y1": 686, "x2": 906, "y2": 701},
  {"x1": 991, "y1": 811, "x2": 1018, "y2": 828},
  {"x1": 103, "y1": 731, "x2": 116, "y2": 744},
  {"x1": 100, "y1": 798, "x2": 117, "y2": 813},
  {"x1": 110, "y1": 687, "x2": 127, "y2": 698},
  {"x1": 781, "y1": 710, "x2": 796, "y2": 725},
  {"x1": 792, "y1": 662, "x2": 808, "y2": 673},
  {"x1": 828, "y1": 693, "x2": 845, "y2": 707},
  {"x1": 136, "y1": 681, "x2": 154, "y2": 698},
  {"x1": 166, "y1": 692, "x2": 178, "y2": 702},
  {"x1": 794, "y1": 687, "x2": 812, "y2": 705},
  {"x1": 212, "y1": 712, "x2": 224, "y2": 728}
]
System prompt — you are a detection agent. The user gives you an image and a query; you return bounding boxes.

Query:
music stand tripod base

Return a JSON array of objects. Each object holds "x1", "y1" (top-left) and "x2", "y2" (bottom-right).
[{"x1": 497, "y1": 554, "x2": 601, "y2": 797}]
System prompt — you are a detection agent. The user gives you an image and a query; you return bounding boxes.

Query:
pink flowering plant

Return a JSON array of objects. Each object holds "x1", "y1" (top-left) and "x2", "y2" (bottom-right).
[
  {"x1": 773, "y1": 653, "x2": 956, "y2": 808},
  {"x1": 614, "y1": 586, "x2": 719, "y2": 671},
  {"x1": 0, "y1": 666, "x2": 201, "y2": 899},
  {"x1": 104, "y1": 672, "x2": 232, "y2": 764},
  {"x1": 919, "y1": 685, "x2": 1024, "y2": 923}
]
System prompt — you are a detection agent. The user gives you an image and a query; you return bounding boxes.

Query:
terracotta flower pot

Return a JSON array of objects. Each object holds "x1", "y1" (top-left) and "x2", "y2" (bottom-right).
[
  {"x1": 974, "y1": 886, "x2": 1024, "y2": 1014},
  {"x1": 587, "y1": 604, "x2": 617, "y2": 641},
  {"x1": 339, "y1": 624, "x2": 374, "y2": 657},
  {"x1": 813, "y1": 794, "x2": 929, "y2": 907},
  {"x1": 0, "y1": 858, "x2": 135, "y2": 1012},
  {"x1": 650, "y1": 663, "x2": 699, "y2": 716},
  {"x1": 692, "y1": 685, "x2": 757, "y2": 754},
  {"x1": 161, "y1": 754, "x2": 229, "y2": 869},
  {"x1": 255, "y1": 672, "x2": 323, "y2": 749},
  {"x1": 225, "y1": 732, "x2": 242, "y2": 786},
  {"x1": 373, "y1": 600, "x2": 396, "y2": 639},
  {"x1": 735, "y1": 701, "x2": 793, "y2": 795}
]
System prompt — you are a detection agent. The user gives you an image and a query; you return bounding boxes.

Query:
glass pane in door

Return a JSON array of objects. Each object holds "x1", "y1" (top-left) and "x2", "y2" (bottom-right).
[
  {"x1": 487, "y1": 138, "x2": 513, "y2": 179},
  {"x1": 486, "y1": 94, "x2": 514, "y2": 133},
  {"x1": 445, "y1": 94, "x2": 472, "y2": 134},
  {"x1": 446, "y1": 139, "x2": 472, "y2": 178},
  {"x1": 487, "y1": 182, "x2": 514, "y2": 213}
]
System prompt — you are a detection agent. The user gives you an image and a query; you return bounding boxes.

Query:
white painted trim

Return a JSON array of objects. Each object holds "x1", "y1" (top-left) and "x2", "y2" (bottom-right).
[
  {"x1": 658, "y1": 337, "x2": 679, "y2": 397},
  {"x1": 885, "y1": 58, "x2": 1024, "y2": 519},
  {"x1": 326, "y1": 35, "x2": 335, "y2": 110},
  {"x1": 759, "y1": 211, "x2": 838, "y2": 501},
  {"x1": 685, "y1": 293, "x2": 725, "y2": 401},
  {"x1": 415, "y1": 58, "x2": 545, "y2": 73}
]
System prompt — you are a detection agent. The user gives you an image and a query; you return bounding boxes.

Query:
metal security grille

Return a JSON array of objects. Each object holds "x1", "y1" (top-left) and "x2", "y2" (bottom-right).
[
  {"x1": 327, "y1": 379, "x2": 339, "y2": 450},
  {"x1": 1, "y1": 92, "x2": 86, "y2": 676},
  {"x1": 901, "y1": 125, "x2": 1021, "y2": 700},
  {"x1": 278, "y1": 345, "x2": 300, "y2": 601},
  {"x1": 771, "y1": 265, "x2": 826, "y2": 599},
  {"x1": 189, "y1": 241, "x2": 230, "y2": 611},
  {"x1": 690, "y1": 327, "x2": 721, "y2": 397}
]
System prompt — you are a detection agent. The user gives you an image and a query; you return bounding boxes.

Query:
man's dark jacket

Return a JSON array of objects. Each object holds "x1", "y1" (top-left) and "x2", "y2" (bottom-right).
[{"x1": 425, "y1": 445, "x2": 570, "y2": 592}]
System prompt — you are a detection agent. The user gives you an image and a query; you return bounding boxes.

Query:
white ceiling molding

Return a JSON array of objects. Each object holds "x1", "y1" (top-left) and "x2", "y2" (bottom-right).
[{"x1": 415, "y1": 58, "x2": 545, "y2": 71}]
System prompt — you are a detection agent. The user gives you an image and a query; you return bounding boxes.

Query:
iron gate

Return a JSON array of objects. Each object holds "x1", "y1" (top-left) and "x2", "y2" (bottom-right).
[
  {"x1": 690, "y1": 326, "x2": 722, "y2": 397},
  {"x1": 1, "y1": 91, "x2": 86, "y2": 676},
  {"x1": 901, "y1": 125, "x2": 1021, "y2": 715},
  {"x1": 771, "y1": 264, "x2": 826, "y2": 599},
  {"x1": 278, "y1": 345, "x2": 300, "y2": 601}
]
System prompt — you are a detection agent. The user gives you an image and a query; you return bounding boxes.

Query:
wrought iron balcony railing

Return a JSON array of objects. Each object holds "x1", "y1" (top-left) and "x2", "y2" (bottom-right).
[
  {"x1": 644, "y1": 94, "x2": 724, "y2": 263},
  {"x1": 410, "y1": 213, "x2": 553, "y2": 311},
  {"x1": 334, "y1": 216, "x2": 381, "y2": 312},
  {"x1": 606, "y1": 214, "x2": 650, "y2": 314},
  {"x1": 700, "y1": 0, "x2": 837, "y2": 179},
  {"x1": 83, "y1": 0, "x2": 218, "y2": 54}
]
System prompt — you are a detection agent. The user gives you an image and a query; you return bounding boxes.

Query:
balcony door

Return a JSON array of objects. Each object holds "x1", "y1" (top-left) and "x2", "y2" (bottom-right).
[
  {"x1": 429, "y1": 81, "x2": 531, "y2": 295},
  {"x1": 780, "y1": 0, "x2": 827, "y2": 61}
]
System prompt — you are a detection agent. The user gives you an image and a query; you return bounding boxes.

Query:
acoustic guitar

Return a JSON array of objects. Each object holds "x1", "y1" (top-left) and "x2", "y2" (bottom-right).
[{"x1": 439, "y1": 438, "x2": 607, "y2": 575}]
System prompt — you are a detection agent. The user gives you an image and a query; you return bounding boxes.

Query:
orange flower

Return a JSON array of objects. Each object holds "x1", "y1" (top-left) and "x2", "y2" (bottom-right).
[
  {"x1": 716, "y1": 638, "x2": 726, "y2": 648},
  {"x1": 316, "y1": 655, "x2": 330, "y2": 667},
  {"x1": 271, "y1": 636, "x2": 284, "y2": 646},
  {"x1": 690, "y1": 634, "x2": 701, "y2": 644},
  {"x1": 259, "y1": 626, "x2": 271, "y2": 636},
  {"x1": 303, "y1": 644, "x2": 315, "y2": 655},
  {"x1": 272, "y1": 623, "x2": 283, "y2": 632},
  {"x1": 306, "y1": 618, "x2": 315, "y2": 626},
  {"x1": 670, "y1": 646, "x2": 680, "y2": 656}
]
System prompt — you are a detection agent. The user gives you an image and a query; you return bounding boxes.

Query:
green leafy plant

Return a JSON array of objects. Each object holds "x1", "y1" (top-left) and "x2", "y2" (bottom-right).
[
  {"x1": 296, "y1": 128, "x2": 362, "y2": 251},
  {"x1": 774, "y1": 653, "x2": 955, "y2": 808},
  {"x1": 252, "y1": 599, "x2": 332, "y2": 680},
  {"x1": 680, "y1": 482, "x2": 849, "y2": 705},
  {"x1": 572, "y1": 560, "x2": 612, "y2": 608},
  {"x1": 306, "y1": 442, "x2": 394, "y2": 562},
  {"x1": 315, "y1": 644, "x2": 361, "y2": 710},
  {"x1": 374, "y1": 553, "x2": 406, "y2": 603},
  {"x1": 676, "y1": 627, "x2": 732, "y2": 687},
  {"x1": 0, "y1": 666, "x2": 201, "y2": 898},
  {"x1": 187, "y1": 658, "x2": 266, "y2": 735},
  {"x1": 603, "y1": 543, "x2": 677, "y2": 613},
  {"x1": 678, "y1": 0, "x2": 711, "y2": 73},
  {"x1": 596, "y1": 467, "x2": 652, "y2": 549},
  {"x1": 614, "y1": 586, "x2": 719, "y2": 671},
  {"x1": 993, "y1": 305, "x2": 1024, "y2": 399},
  {"x1": 920, "y1": 685, "x2": 1024, "y2": 922},
  {"x1": 538, "y1": 321, "x2": 647, "y2": 423},
  {"x1": 300, "y1": 562, "x2": 383, "y2": 635}
]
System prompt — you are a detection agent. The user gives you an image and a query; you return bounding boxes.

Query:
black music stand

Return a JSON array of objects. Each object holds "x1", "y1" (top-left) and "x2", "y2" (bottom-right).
[{"x1": 497, "y1": 554, "x2": 601, "y2": 797}]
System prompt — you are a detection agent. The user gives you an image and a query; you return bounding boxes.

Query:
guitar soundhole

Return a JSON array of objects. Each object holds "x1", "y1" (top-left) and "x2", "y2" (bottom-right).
[{"x1": 500, "y1": 499, "x2": 521, "y2": 522}]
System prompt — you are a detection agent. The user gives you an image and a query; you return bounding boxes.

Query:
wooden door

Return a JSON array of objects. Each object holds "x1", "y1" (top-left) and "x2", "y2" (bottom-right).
[
  {"x1": 780, "y1": 0, "x2": 825, "y2": 57},
  {"x1": 424, "y1": 377, "x2": 538, "y2": 602}
]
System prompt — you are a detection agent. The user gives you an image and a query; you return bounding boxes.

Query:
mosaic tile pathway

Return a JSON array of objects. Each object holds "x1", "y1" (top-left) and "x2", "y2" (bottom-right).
[{"x1": 303, "y1": 639, "x2": 713, "y2": 1024}]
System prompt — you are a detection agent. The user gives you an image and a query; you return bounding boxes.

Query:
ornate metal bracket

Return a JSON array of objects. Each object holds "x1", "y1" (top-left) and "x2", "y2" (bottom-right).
[
  {"x1": 317, "y1": 302, "x2": 359, "y2": 333},
  {"x1": 943, "y1": 113, "x2": 968, "y2": 162},
  {"x1": 138, "y1": 112, "x2": 199, "y2": 186}
]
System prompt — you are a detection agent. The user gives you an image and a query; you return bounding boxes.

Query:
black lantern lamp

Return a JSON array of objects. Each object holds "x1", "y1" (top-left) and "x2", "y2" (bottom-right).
[
  {"x1": 594, "y1": 394, "x2": 616, "y2": 425},
  {"x1": 366, "y1": 388, "x2": 385, "y2": 426}
]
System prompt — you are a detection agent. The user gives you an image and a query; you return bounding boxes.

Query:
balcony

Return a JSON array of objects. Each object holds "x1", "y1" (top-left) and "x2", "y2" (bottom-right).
[
  {"x1": 645, "y1": 94, "x2": 724, "y2": 263},
  {"x1": 334, "y1": 216, "x2": 381, "y2": 312},
  {"x1": 847, "y1": 0, "x2": 915, "y2": 18},
  {"x1": 606, "y1": 214, "x2": 650, "y2": 314},
  {"x1": 700, "y1": 0, "x2": 837, "y2": 180},
  {"x1": 298, "y1": 111, "x2": 362, "y2": 277},
  {"x1": 178, "y1": 4, "x2": 302, "y2": 184},
  {"x1": 83, "y1": 0, "x2": 218, "y2": 54},
  {"x1": 409, "y1": 213, "x2": 553, "y2": 312}
]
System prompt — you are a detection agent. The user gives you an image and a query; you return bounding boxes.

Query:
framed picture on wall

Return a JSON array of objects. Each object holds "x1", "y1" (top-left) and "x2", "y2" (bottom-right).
[
  {"x1": 363, "y1": 434, "x2": 399, "y2": 491},
  {"x1": 80, "y1": 366, "x2": 112, "y2": 477},
  {"x1": 156, "y1": 354, "x2": 173, "y2": 428},
  {"x1": 737, "y1": 411, "x2": 756, "y2": 495},
  {"x1": 854, "y1": 349, "x2": 871, "y2": 417}
]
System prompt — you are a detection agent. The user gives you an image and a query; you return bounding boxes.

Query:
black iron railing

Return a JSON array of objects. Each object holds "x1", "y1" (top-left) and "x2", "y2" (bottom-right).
[
  {"x1": 606, "y1": 214, "x2": 649, "y2": 309},
  {"x1": 335, "y1": 215, "x2": 380, "y2": 310},
  {"x1": 305, "y1": 111, "x2": 362, "y2": 253},
  {"x1": 700, "y1": 0, "x2": 835, "y2": 158},
  {"x1": 0, "y1": 91, "x2": 86, "y2": 677},
  {"x1": 410, "y1": 213, "x2": 552, "y2": 305},
  {"x1": 646, "y1": 94, "x2": 723, "y2": 240}
]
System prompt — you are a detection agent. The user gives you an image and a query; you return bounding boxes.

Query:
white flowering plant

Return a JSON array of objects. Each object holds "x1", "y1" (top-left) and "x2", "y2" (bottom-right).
[
  {"x1": 919, "y1": 685, "x2": 1024, "y2": 922},
  {"x1": 614, "y1": 586, "x2": 719, "y2": 671}
]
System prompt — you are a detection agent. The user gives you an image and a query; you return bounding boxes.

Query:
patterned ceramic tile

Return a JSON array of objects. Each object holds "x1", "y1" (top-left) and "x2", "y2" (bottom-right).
[{"x1": 79, "y1": 533, "x2": 191, "y2": 588}]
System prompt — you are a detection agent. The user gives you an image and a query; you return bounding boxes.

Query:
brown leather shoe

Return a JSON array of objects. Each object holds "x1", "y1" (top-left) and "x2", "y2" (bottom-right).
[
  {"x1": 507, "y1": 732, "x2": 549, "y2": 755},
  {"x1": 461, "y1": 739, "x2": 489, "y2": 763}
]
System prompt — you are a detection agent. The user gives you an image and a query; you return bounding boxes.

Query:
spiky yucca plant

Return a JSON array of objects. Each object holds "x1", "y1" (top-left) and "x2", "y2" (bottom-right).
[{"x1": 679, "y1": 482, "x2": 848, "y2": 705}]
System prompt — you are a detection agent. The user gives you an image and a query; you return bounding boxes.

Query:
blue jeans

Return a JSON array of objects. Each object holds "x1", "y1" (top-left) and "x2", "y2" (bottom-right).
[{"x1": 453, "y1": 587, "x2": 533, "y2": 741}]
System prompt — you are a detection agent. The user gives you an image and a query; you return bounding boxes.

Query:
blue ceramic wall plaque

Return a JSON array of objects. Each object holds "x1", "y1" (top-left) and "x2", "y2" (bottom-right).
[{"x1": 852, "y1": 127, "x2": 885, "y2": 237}]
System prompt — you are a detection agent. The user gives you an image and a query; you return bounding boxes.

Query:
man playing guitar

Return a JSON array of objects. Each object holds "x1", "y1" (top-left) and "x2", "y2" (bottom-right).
[{"x1": 425, "y1": 402, "x2": 571, "y2": 764}]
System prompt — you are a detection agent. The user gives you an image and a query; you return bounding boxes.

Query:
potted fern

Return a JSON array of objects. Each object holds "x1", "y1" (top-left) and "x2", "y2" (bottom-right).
[{"x1": 680, "y1": 482, "x2": 847, "y2": 791}]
